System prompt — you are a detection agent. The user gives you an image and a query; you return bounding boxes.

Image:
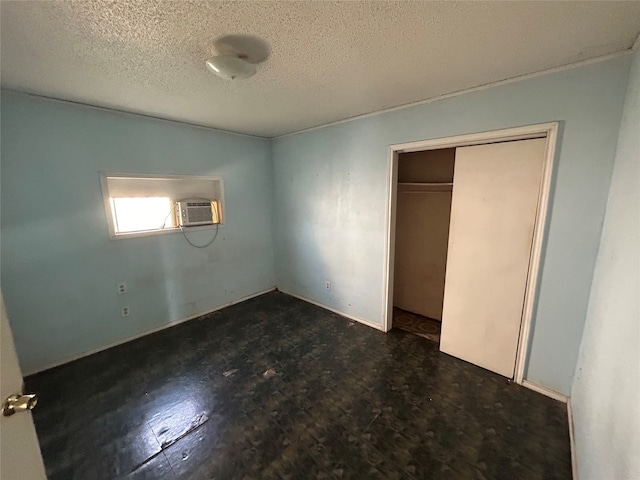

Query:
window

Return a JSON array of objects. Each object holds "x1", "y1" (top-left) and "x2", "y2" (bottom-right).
[
  {"x1": 101, "y1": 173, "x2": 224, "y2": 239},
  {"x1": 110, "y1": 197, "x2": 175, "y2": 233}
]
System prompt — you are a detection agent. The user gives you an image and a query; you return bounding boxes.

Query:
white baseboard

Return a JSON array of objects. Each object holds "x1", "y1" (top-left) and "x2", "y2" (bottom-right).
[
  {"x1": 567, "y1": 399, "x2": 578, "y2": 480},
  {"x1": 521, "y1": 379, "x2": 569, "y2": 403},
  {"x1": 278, "y1": 289, "x2": 385, "y2": 332},
  {"x1": 25, "y1": 287, "x2": 276, "y2": 376}
]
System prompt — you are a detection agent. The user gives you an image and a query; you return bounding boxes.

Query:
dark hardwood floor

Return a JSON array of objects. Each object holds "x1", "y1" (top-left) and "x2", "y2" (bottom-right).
[{"x1": 26, "y1": 292, "x2": 572, "y2": 479}]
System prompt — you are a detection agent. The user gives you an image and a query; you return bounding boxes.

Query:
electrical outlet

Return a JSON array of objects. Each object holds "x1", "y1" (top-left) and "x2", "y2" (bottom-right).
[
  {"x1": 117, "y1": 283, "x2": 127, "y2": 294},
  {"x1": 121, "y1": 307, "x2": 130, "y2": 317},
  {"x1": 326, "y1": 281, "x2": 331, "y2": 291}
]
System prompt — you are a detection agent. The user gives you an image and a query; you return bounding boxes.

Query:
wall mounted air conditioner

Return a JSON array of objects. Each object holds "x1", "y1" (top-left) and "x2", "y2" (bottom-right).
[{"x1": 176, "y1": 199, "x2": 221, "y2": 227}]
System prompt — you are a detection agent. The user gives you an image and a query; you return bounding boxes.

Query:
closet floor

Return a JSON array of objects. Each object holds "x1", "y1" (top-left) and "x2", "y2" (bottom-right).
[{"x1": 393, "y1": 307, "x2": 441, "y2": 343}]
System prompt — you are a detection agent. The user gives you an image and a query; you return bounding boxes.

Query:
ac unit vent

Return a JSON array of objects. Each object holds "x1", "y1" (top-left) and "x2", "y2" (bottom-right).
[{"x1": 177, "y1": 200, "x2": 221, "y2": 227}]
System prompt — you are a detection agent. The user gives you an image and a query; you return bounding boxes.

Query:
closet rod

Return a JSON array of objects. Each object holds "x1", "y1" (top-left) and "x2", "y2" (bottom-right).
[
  {"x1": 399, "y1": 190, "x2": 452, "y2": 193},
  {"x1": 397, "y1": 182, "x2": 453, "y2": 193}
]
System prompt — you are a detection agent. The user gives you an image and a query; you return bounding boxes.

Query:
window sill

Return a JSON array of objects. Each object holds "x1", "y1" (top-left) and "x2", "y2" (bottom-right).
[{"x1": 110, "y1": 224, "x2": 223, "y2": 240}]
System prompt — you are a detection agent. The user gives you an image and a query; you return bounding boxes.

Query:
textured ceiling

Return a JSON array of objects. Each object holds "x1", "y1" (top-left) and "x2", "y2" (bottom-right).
[{"x1": 1, "y1": 1, "x2": 640, "y2": 137}]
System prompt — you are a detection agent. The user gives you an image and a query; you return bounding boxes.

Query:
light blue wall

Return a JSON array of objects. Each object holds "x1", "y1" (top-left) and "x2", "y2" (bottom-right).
[
  {"x1": 571, "y1": 48, "x2": 640, "y2": 479},
  {"x1": 1, "y1": 92, "x2": 275, "y2": 375},
  {"x1": 272, "y1": 55, "x2": 631, "y2": 396}
]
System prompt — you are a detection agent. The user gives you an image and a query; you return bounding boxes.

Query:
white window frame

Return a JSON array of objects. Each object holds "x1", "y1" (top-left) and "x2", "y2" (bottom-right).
[{"x1": 100, "y1": 172, "x2": 225, "y2": 240}]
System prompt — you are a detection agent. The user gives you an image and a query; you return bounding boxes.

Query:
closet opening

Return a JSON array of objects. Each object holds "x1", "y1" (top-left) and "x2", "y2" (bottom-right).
[
  {"x1": 383, "y1": 123, "x2": 558, "y2": 384},
  {"x1": 392, "y1": 148, "x2": 455, "y2": 345}
]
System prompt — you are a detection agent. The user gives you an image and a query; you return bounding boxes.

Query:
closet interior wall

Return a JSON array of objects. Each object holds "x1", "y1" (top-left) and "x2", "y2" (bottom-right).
[{"x1": 393, "y1": 148, "x2": 455, "y2": 322}]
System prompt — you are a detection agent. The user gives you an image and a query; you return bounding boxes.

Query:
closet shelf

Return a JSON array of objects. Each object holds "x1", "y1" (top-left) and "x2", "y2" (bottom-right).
[{"x1": 397, "y1": 182, "x2": 453, "y2": 193}]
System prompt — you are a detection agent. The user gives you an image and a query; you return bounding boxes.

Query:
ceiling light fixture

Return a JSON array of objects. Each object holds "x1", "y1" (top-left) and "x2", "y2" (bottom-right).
[{"x1": 205, "y1": 55, "x2": 256, "y2": 81}]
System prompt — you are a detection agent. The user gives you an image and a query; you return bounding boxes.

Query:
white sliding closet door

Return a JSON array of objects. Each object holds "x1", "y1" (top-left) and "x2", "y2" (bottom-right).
[{"x1": 439, "y1": 138, "x2": 546, "y2": 378}]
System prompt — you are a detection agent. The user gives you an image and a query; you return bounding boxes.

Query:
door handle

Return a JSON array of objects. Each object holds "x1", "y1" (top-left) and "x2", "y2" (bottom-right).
[{"x1": 2, "y1": 393, "x2": 37, "y2": 416}]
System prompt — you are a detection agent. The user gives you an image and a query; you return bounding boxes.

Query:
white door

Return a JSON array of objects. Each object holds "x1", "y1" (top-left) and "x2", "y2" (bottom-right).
[
  {"x1": 1, "y1": 293, "x2": 47, "y2": 479},
  {"x1": 440, "y1": 138, "x2": 546, "y2": 377}
]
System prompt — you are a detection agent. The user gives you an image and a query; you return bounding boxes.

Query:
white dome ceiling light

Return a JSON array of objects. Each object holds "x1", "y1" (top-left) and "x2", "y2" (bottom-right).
[{"x1": 205, "y1": 54, "x2": 256, "y2": 81}]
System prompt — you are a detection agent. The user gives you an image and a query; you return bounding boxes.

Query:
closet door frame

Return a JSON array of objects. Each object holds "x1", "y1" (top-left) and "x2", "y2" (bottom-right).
[{"x1": 383, "y1": 122, "x2": 559, "y2": 385}]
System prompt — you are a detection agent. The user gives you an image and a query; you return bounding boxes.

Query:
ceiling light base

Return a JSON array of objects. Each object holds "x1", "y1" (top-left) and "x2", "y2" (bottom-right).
[{"x1": 206, "y1": 55, "x2": 256, "y2": 81}]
